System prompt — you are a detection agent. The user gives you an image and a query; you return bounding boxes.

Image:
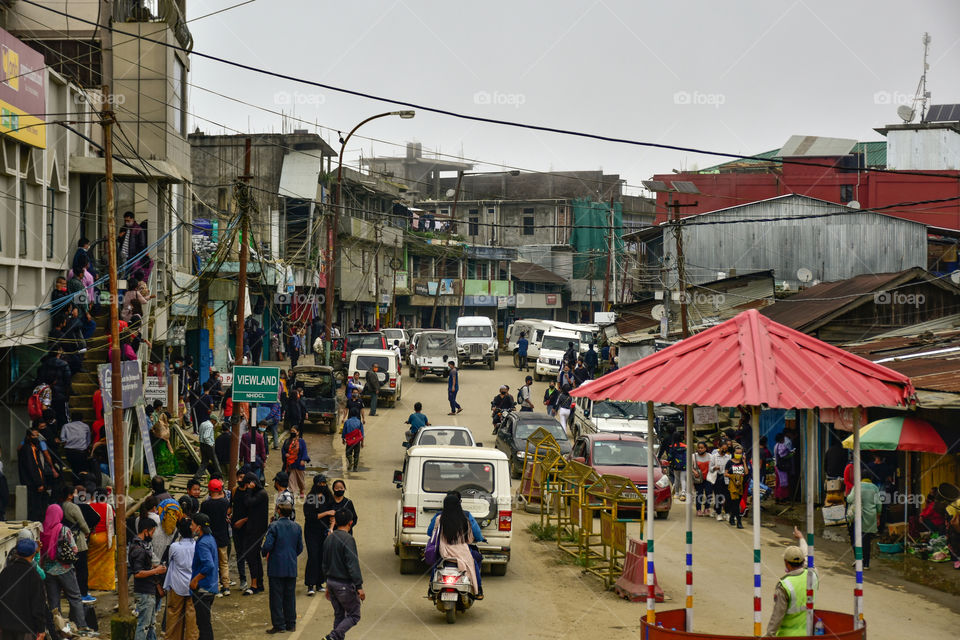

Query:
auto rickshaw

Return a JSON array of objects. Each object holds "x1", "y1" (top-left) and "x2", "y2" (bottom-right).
[{"x1": 292, "y1": 364, "x2": 339, "y2": 434}]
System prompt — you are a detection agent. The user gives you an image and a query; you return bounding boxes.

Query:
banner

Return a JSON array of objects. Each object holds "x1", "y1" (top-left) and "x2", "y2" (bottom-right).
[
  {"x1": 0, "y1": 28, "x2": 45, "y2": 148},
  {"x1": 98, "y1": 361, "x2": 145, "y2": 409}
]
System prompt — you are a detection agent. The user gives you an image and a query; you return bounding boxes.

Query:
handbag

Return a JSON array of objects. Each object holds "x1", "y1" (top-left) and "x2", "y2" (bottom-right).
[
  {"x1": 56, "y1": 527, "x2": 78, "y2": 564},
  {"x1": 424, "y1": 522, "x2": 440, "y2": 566},
  {"x1": 344, "y1": 428, "x2": 363, "y2": 447},
  {"x1": 692, "y1": 464, "x2": 704, "y2": 485}
]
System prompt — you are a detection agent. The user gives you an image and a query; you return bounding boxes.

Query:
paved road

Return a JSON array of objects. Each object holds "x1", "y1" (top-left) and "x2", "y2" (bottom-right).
[{"x1": 219, "y1": 357, "x2": 959, "y2": 639}]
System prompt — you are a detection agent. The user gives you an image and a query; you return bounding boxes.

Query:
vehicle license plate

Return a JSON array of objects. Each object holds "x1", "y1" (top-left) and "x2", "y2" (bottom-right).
[{"x1": 441, "y1": 591, "x2": 458, "y2": 601}]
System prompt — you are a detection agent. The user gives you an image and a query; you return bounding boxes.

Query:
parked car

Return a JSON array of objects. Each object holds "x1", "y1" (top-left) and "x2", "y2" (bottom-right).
[
  {"x1": 409, "y1": 331, "x2": 457, "y2": 381},
  {"x1": 494, "y1": 411, "x2": 573, "y2": 477},
  {"x1": 568, "y1": 433, "x2": 672, "y2": 519},
  {"x1": 348, "y1": 348, "x2": 403, "y2": 407},
  {"x1": 403, "y1": 425, "x2": 479, "y2": 449},
  {"x1": 292, "y1": 364, "x2": 338, "y2": 434},
  {"x1": 393, "y1": 445, "x2": 512, "y2": 575}
]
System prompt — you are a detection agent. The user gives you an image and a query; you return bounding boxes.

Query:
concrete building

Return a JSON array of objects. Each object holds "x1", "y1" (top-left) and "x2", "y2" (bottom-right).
[{"x1": 362, "y1": 142, "x2": 471, "y2": 200}]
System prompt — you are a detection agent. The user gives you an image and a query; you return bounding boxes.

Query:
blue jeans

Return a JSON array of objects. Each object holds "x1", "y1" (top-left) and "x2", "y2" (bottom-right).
[
  {"x1": 326, "y1": 578, "x2": 362, "y2": 640},
  {"x1": 369, "y1": 392, "x2": 378, "y2": 415},
  {"x1": 134, "y1": 592, "x2": 157, "y2": 640},
  {"x1": 264, "y1": 419, "x2": 280, "y2": 448},
  {"x1": 448, "y1": 390, "x2": 461, "y2": 412}
]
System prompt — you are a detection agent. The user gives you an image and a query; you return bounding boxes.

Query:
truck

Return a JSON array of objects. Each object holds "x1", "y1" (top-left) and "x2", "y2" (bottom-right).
[{"x1": 455, "y1": 316, "x2": 498, "y2": 369}]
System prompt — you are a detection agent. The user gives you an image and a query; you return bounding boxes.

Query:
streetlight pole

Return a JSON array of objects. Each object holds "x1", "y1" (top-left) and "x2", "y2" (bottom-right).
[{"x1": 324, "y1": 110, "x2": 414, "y2": 363}]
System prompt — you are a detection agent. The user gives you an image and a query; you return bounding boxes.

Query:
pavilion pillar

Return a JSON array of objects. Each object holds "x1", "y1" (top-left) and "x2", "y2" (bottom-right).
[
  {"x1": 852, "y1": 407, "x2": 864, "y2": 628},
  {"x1": 805, "y1": 409, "x2": 817, "y2": 635},
  {"x1": 751, "y1": 406, "x2": 762, "y2": 637},
  {"x1": 646, "y1": 400, "x2": 657, "y2": 626},
  {"x1": 684, "y1": 405, "x2": 694, "y2": 631}
]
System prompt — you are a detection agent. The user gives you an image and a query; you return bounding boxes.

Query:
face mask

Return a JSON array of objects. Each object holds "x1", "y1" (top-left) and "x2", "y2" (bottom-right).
[
  {"x1": 733, "y1": 453, "x2": 743, "y2": 460},
  {"x1": 143, "y1": 535, "x2": 153, "y2": 543},
  {"x1": 333, "y1": 489, "x2": 345, "y2": 498}
]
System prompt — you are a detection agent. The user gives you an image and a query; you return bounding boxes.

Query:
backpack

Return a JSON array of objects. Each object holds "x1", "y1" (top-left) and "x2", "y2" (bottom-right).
[
  {"x1": 28, "y1": 384, "x2": 49, "y2": 419},
  {"x1": 157, "y1": 498, "x2": 183, "y2": 536}
]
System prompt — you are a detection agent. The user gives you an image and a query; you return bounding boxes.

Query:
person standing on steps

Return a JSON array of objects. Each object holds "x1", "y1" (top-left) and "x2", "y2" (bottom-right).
[
  {"x1": 447, "y1": 361, "x2": 462, "y2": 415},
  {"x1": 364, "y1": 365, "x2": 381, "y2": 416},
  {"x1": 261, "y1": 501, "x2": 303, "y2": 634},
  {"x1": 320, "y1": 509, "x2": 364, "y2": 640}
]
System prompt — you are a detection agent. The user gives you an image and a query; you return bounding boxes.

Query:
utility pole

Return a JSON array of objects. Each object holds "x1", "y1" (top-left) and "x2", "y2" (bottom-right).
[
  {"x1": 602, "y1": 198, "x2": 614, "y2": 311},
  {"x1": 102, "y1": 84, "x2": 129, "y2": 615},
  {"x1": 390, "y1": 246, "x2": 399, "y2": 327},
  {"x1": 667, "y1": 193, "x2": 698, "y2": 339},
  {"x1": 430, "y1": 170, "x2": 464, "y2": 328},
  {"x1": 374, "y1": 223, "x2": 381, "y2": 330},
  {"x1": 228, "y1": 138, "x2": 252, "y2": 492}
]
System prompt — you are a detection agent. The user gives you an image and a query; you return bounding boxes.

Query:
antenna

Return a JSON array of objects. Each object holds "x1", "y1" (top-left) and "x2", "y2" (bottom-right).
[{"x1": 914, "y1": 32, "x2": 933, "y2": 121}]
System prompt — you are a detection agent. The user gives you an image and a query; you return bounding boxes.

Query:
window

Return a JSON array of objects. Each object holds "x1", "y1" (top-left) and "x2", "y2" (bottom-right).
[
  {"x1": 468, "y1": 216, "x2": 479, "y2": 236},
  {"x1": 475, "y1": 261, "x2": 488, "y2": 279},
  {"x1": 487, "y1": 208, "x2": 494, "y2": 214},
  {"x1": 46, "y1": 188, "x2": 55, "y2": 259},
  {"x1": 172, "y1": 58, "x2": 186, "y2": 135},
  {"x1": 523, "y1": 215, "x2": 534, "y2": 235},
  {"x1": 421, "y1": 460, "x2": 494, "y2": 494},
  {"x1": 840, "y1": 184, "x2": 854, "y2": 202},
  {"x1": 19, "y1": 191, "x2": 27, "y2": 257}
]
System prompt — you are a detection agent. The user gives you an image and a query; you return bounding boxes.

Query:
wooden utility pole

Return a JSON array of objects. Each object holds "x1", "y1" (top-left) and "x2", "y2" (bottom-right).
[
  {"x1": 102, "y1": 84, "x2": 129, "y2": 614},
  {"x1": 602, "y1": 198, "x2": 614, "y2": 311},
  {"x1": 430, "y1": 170, "x2": 464, "y2": 328},
  {"x1": 668, "y1": 194, "x2": 698, "y2": 339},
  {"x1": 228, "y1": 138, "x2": 252, "y2": 492}
]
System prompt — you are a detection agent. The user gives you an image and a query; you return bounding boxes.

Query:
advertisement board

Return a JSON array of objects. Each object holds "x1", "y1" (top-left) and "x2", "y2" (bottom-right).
[{"x1": 0, "y1": 28, "x2": 46, "y2": 148}]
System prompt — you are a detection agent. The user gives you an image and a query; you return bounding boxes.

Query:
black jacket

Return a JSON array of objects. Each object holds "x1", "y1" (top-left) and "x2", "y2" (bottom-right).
[
  {"x1": 0, "y1": 556, "x2": 47, "y2": 633},
  {"x1": 17, "y1": 440, "x2": 45, "y2": 488},
  {"x1": 323, "y1": 529, "x2": 363, "y2": 588},
  {"x1": 244, "y1": 483, "x2": 270, "y2": 539}
]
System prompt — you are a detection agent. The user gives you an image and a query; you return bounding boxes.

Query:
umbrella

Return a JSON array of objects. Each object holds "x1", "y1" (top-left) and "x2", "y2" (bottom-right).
[{"x1": 842, "y1": 416, "x2": 951, "y2": 454}]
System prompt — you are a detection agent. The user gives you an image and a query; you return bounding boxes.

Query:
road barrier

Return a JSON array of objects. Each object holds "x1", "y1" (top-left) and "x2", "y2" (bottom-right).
[
  {"x1": 583, "y1": 475, "x2": 646, "y2": 587},
  {"x1": 555, "y1": 460, "x2": 599, "y2": 558},
  {"x1": 614, "y1": 538, "x2": 664, "y2": 602},
  {"x1": 518, "y1": 427, "x2": 562, "y2": 506}
]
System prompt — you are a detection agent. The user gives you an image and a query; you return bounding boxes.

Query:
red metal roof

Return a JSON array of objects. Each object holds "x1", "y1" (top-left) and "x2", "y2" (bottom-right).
[{"x1": 574, "y1": 309, "x2": 914, "y2": 409}]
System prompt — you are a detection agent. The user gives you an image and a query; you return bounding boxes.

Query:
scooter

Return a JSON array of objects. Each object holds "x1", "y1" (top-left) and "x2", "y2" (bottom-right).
[{"x1": 428, "y1": 558, "x2": 475, "y2": 624}]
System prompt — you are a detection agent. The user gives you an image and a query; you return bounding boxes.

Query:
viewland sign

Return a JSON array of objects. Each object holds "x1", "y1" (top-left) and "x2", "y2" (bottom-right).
[{"x1": 232, "y1": 366, "x2": 280, "y2": 403}]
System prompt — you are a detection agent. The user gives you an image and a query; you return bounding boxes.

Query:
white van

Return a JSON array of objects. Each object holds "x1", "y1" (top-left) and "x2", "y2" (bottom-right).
[
  {"x1": 544, "y1": 320, "x2": 599, "y2": 353},
  {"x1": 348, "y1": 348, "x2": 403, "y2": 407},
  {"x1": 534, "y1": 328, "x2": 580, "y2": 381},
  {"x1": 393, "y1": 445, "x2": 512, "y2": 575},
  {"x1": 456, "y1": 316, "x2": 498, "y2": 369},
  {"x1": 572, "y1": 396, "x2": 651, "y2": 439},
  {"x1": 505, "y1": 319, "x2": 550, "y2": 365}
]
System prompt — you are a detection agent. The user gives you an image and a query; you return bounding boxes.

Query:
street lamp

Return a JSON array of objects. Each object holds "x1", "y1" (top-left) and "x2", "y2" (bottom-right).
[{"x1": 324, "y1": 110, "x2": 415, "y2": 364}]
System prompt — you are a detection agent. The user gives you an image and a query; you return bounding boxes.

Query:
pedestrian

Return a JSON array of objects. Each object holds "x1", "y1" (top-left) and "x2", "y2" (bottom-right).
[
  {"x1": 725, "y1": 444, "x2": 747, "y2": 529},
  {"x1": 200, "y1": 479, "x2": 232, "y2": 597},
  {"x1": 179, "y1": 479, "x2": 202, "y2": 518},
  {"x1": 662, "y1": 433, "x2": 687, "y2": 500},
  {"x1": 272, "y1": 472, "x2": 295, "y2": 521},
  {"x1": 563, "y1": 342, "x2": 578, "y2": 370},
  {"x1": 774, "y1": 432, "x2": 795, "y2": 504},
  {"x1": 164, "y1": 518, "x2": 198, "y2": 640},
  {"x1": 61, "y1": 412, "x2": 91, "y2": 484},
  {"x1": 447, "y1": 361, "x2": 462, "y2": 415},
  {"x1": 345, "y1": 388, "x2": 365, "y2": 424},
  {"x1": 543, "y1": 380, "x2": 559, "y2": 416},
  {"x1": 189, "y1": 513, "x2": 219, "y2": 640},
  {"x1": 287, "y1": 331, "x2": 301, "y2": 368},
  {"x1": 86, "y1": 484, "x2": 116, "y2": 592},
  {"x1": 583, "y1": 343, "x2": 598, "y2": 379},
  {"x1": 824, "y1": 434, "x2": 848, "y2": 481},
  {"x1": 846, "y1": 466, "x2": 882, "y2": 570},
  {"x1": 284, "y1": 388, "x2": 305, "y2": 432},
  {"x1": 281, "y1": 426, "x2": 309, "y2": 498},
  {"x1": 129, "y1": 517, "x2": 166, "y2": 640},
  {"x1": 518, "y1": 376, "x2": 535, "y2": 412},
  {"x1": 572, "y1": 358, "x2": 589, "y2": 387},
  {"x1": 261, "y1": 501, "x2": 303, "y2": 634},
  {"x1": 766, "y1": 527, "x2": 818, "y2": 636},
  {"x1": 0, "y1": 533, "x2": 48, "y2": 640},
  {"x1": 240, "y1": 473, "x2": 268, "y2": 595},
  {"x1": 516, "y1": 332, "x2": 529, "y2": 371},
  {"x1": 230, "y1": 469, "x2": 249, "y2": 591},
  {"x1": 261, "y1": 402, "x2": 282, "y2": 450},
  {"x1": 555, "y1": 384, "x2": 573, "y2": 432},
  {"x1": 214, "y1": 421, "x2": 233, "y2": 472},
  {"x1": 320, "y1": 509, "x2": 365, "y2": 640},
  {"x1": 241, "y1": 422, "x2": 269, "y2": 484},
  {"x1": 557, "y1": 362, "x2": 575, "y2": 390},
  {"x1": 40, "y1": 502, "x2": 93, "y2": 635},
  {"x1": 303, "y1": 474, "x2": 336, "y2": 596},
  {"x1": 709, "y1": 440, "x2": 732, "y2": 521},
  {"x1": 194, "y1": 415, "x2": 221, "y2": 480},
  {"x1": 342, "y1": 409, "x2": 364, "y2": 472},
  {"x1": 18, "y1": 424, "x2": 49, "y2": 522},
  {"x1": 364, "y1": 365, "x2": 381, "y2": 416},
  {"x1": 59, "y1": 485, "x2": 93, "y2": 604},
  {"x1": 693, "y1": 442, "x2": 712, "y2": 516},
  {"x1": 330, "y1": 480, "x2": 359, "y2": 531}
]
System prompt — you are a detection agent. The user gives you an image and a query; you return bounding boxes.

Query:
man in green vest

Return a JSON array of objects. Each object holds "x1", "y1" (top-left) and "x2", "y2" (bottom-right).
[{"x1": 766, "y1": 527, "x2": 819, "y2": 636}]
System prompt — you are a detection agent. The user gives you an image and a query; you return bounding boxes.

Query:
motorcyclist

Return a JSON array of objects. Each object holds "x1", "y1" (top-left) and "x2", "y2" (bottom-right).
[
  {"x1": 490, "y1": 385, "x2": 516, "y2": 433},
  {"x1": 404, "y1": 402, "x2": 431, "y2": 444},
  {"x1": 426, "y1": 492, "x2": 486, "y2": 599}
]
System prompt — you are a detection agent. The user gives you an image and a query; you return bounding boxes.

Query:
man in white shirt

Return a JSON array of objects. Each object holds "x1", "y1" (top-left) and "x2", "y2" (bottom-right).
[
  {"x1": 518, "y1": 376, "x2": 535, "y2": 412},
  {"x1": 164, "y1": 518, "x2": 197, "y2": 640},
  {"x1": 194, "y1": 415, "x2": 221, "y2": 480}
]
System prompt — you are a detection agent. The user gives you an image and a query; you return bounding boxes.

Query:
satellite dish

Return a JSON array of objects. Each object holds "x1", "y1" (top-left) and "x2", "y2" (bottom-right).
[
  {"x1": 445, "y1": 188, "x2": 456, "y2": 198},
  {"x1": 897, "y1": 104, "x2": 916, "y2": 123},
  {"x1": 796, "y1": 268, "x2": 813, "y2": 283},
  {"x1": 651, "y1": 304, "x2": 665, "y2": 321},
  {"x1": 951, "y1": 271, "x2": 960, "y2": 285},
  {"x1": 846, "y1": 200, "x2": 861, "y2": 209}
]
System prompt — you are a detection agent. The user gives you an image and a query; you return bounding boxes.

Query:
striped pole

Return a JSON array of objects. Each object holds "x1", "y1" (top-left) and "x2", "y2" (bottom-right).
[
  {"x1": 751, "y1": 406, "x2": 762, "y2": 637},
  {"x1": 685, "y1": 405, "x2": 694, "y2": 631},
  {"x1": 646, "y1": 400, "x2": 657, "y2": 626},
  {"x1": 852, "y1": 407, "x2": 864, "y2": 628},
  {"x1": 806, "y1": 409, "x2": 816, "y2": 635}
]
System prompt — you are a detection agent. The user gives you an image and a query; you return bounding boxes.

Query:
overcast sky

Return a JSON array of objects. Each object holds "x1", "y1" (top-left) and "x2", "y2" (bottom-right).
[{"x1": 187, "y1": 0, "x2": 960, "y2": 196}]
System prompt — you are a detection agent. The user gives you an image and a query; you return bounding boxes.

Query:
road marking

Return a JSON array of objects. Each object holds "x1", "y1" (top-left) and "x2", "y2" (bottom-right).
[{"x1": 288, "y1": 589, "x2": 325, "y2": 640}]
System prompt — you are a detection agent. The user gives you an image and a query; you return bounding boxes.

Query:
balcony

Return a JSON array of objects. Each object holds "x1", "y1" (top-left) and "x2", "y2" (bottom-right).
[{"x1": 114, "y1": 0, "x2": 193, "y2": 51}]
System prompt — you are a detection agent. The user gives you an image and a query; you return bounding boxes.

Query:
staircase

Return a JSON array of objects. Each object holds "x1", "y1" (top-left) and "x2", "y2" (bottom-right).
[{"x1": 69, "y1": 310, "x2": 112, "y2": 419}]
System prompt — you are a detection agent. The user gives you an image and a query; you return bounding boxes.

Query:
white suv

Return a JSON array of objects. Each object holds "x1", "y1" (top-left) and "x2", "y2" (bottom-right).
[{"x1": 535, "y1": 329, "x2": 580, "y2": 381}]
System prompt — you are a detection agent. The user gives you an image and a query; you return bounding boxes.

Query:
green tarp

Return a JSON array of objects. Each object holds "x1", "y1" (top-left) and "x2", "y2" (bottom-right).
[{"x1": 569, "y1": 198, "x2": 623, "y2": 280}]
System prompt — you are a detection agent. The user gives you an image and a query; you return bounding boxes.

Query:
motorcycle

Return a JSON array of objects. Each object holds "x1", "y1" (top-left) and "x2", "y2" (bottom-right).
[{"x1": 429, "y1": 558, "x2": 475, "y2": 624}]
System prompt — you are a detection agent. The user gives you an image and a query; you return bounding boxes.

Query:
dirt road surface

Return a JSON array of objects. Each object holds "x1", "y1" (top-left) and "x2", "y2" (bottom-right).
[{"x1": 212, "y1": 358, "x2": 959, "y2": 639}]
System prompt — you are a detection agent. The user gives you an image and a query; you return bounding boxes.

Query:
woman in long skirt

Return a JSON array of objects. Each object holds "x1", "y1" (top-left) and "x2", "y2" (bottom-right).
[
  {"x1": 86, "y1": 489, "x2": 116, "y2": 591},
  {"x1": 302, "y1": 475, "x2": 335, "y2": 595},
  {"x1": 773, "y1": 432, "x2": 792, "y2": 503}
]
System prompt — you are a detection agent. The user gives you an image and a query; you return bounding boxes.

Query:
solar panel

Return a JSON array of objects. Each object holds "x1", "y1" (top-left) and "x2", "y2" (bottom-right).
[
  {"x1": 926, "y1": 104, "x2": 960, "y2": 123},
  {"x1": 641, "y1": 180, "x2": 669, "y2": 192},
  {"x1": 670, "y1": 181, "x2": 701, "y2": 194}
]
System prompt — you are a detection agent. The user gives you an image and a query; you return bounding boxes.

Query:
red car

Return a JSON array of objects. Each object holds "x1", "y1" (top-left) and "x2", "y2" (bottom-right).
[{"x1": 568, "y1": 433, "x2": 672, "y2": 519}]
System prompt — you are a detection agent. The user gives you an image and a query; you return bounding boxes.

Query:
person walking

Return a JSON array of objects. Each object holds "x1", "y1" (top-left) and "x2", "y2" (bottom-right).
[
  {"x1": 330, "y1": 480, "x2": 359, "y2": 531},
  {"x1": 261, "y1": 402, "x2": 282, "y2": 451},
  {"x1": 709, "y1": 440, "x2": 732, "y2": 521},
  {"x1": 287, "y1": 331, "x2": 301, "y2": 369},
  {"x1": 164, "y1": 518, "x2": 198, "y2": 640},
  {"x1": 662, "y1": 433, "x2": 687, "y2": 501},
  {"x1": 261, "y1": 501, "x2": 303, "y2": 633},
  {"x1": 240, "y1": 474, "x2": 268, "y2": 595},
  {"x1": 557, "y1": 363, "x2": 575, "y2": 390},
  {"x1": 846, "y1": 467, "x2": 883, "y2": 570},
  {"x1": 774, "y1": 432, "x2": 795, "y2": 504},
  {"x1": 320, "y1": 509, "x2": 364, "y2": 640},
  {"x1": 364, "y1": 365, "x2": 381, "y2": 416},
  {"x1": 230, "y1": 470, "x2": 249, "y2": 591},
  {"x1": 0, "y1": 534, "x2": 48, "y2": 640},
  {"x1": 303, "y1": 475, "x2": 335, "y2": 596},
  {"x1": 518, "y1": 376, "x2": 535, "y2": 412},
  {"x1": 194, "y1": 415, "x2": 221, "y2": 481},
  {"x1": 189, "y1": 514, "x2": 219, "y2": 640},
  {"x1": 40, "y1": 503, "x2": 92, "y2": 635},
  {"x1": 281, "y1": 427, "x2": 309, "y2": 498},
  {"x1": 766, "y1": 527, "x2": 818, "y2": 636},
  {"x1": 555, "y1": 384, "x2": 573, "y2": 432},
  {"x1": 59, "y1": 485, "x2": 92, "y2": 604},
  {"x1": 516, "y1": 332, "x2": 529, "y2": 371},
  {"x1": 725, "y1": 444, "x2": 747, "y2": 529},
  {"x1": 583, "y1": 343, "x2": 599, "y2": 379},
  {"x1": 129, "y1": 518, "x2": 166, "y2": 640},
  {"x1": 447, "y1": 361, "x2": 462, "y2": 415},
  {"x1": 342, "y1": 409, "x2": 364, "y2": 473},
  {"x1": 199, "y1": 479, "x2": 232, "y2": 597},
  {"x1": 543, "y1": 380, "x2": 559, "y2": 416},
  {"x1": 693, "y1": 442, "x2": 712, "y2": 516}
]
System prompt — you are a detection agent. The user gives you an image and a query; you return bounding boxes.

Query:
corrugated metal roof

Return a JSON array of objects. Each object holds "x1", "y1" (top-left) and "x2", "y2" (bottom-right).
[
  {"x1": 780, "y1": 135, "x2": 858, "y2": 157},
  {"x1": 697, "y1": 141, "x2": 887, "y2": 174},
  {"x1": 844, "y1": 329, "x2": 960, "y2": 394},
  {"x1": 573, "y1": 309, "x2": 914, "y2": 409},
  {"x1": 509, "y1": 261, "x2": 567, "y2": 285}
]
